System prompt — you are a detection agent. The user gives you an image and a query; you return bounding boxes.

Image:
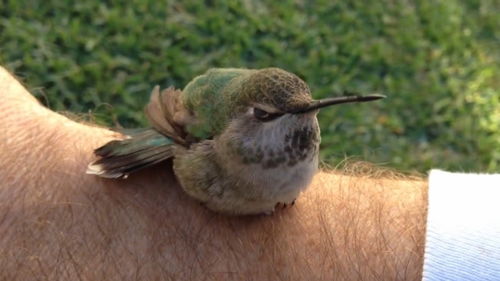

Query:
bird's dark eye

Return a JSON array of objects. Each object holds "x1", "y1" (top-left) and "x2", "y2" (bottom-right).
[{"x1": 253, "y1": 108, "x2": 283, "y2": 122}]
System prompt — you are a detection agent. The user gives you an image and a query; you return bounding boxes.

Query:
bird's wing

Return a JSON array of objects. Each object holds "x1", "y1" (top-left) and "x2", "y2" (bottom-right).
[
  {"x1": 87, "y1": 86, "x2": 197, "y2": 179},
  {"x1": 145, "y1": 86, "x2": 195, "y2": 146},
  {"x1": 87, "y1": 129, "x2": 175, "y2": 178}
]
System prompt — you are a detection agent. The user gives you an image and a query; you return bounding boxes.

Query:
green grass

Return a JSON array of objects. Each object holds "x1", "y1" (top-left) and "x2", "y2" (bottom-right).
[{"x1": 1, "y1": 0, "x2": 499, "y2": 173}]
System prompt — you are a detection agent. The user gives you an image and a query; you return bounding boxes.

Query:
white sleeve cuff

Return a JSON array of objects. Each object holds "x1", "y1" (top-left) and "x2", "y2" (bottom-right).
[{"x1": 423, "y1": 170, "x2": 500, "y2": 281}]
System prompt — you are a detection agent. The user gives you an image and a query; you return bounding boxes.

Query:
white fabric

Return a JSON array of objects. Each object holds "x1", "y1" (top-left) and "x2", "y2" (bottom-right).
[{"x1": 423, "y1": 170, "x2": 500, "y2": 281}]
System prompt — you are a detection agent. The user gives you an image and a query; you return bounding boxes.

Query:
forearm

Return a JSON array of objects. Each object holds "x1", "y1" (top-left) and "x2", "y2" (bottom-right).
[{"x1": 0, "y1": 67, "x2": 427, "y2": 280}]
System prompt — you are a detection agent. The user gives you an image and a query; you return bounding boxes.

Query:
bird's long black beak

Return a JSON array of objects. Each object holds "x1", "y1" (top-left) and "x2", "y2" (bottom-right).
[{"x1": 292, "y1": 94, "x2": 386, "y2": 114}]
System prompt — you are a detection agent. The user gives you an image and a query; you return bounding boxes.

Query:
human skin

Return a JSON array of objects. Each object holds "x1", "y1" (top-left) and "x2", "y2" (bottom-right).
[{"x1": 0, "y1": 66, "x2": 427, "y2": 281}]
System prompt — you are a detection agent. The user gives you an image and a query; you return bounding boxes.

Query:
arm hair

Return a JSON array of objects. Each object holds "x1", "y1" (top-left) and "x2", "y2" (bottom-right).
[{"x1": 0, "y1": 67, "x2": 427, "y2": 281}]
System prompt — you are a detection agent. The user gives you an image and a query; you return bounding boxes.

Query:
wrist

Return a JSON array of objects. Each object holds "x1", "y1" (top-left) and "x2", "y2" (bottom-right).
[{"x1": 0, "y1": 66, "x2": 428, "y2": 280}]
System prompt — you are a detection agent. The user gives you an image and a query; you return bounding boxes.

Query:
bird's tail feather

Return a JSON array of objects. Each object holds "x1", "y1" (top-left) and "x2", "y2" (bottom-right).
[{"x1": 87, "y1": 129, "x2": 175, "y2": 178}]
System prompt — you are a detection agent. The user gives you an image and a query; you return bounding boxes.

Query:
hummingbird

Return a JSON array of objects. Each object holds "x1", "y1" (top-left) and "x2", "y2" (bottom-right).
[{"x1": 87, "y1": 68, "x2": 384, "y2": 215}]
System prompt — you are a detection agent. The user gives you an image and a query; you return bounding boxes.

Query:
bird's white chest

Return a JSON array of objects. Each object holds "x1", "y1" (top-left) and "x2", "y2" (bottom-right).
[{"x1": 243, "y1": 154, "x2": 318, "y2": 203}]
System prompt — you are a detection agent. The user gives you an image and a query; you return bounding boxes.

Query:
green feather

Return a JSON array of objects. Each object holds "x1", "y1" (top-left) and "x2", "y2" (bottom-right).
[
  {"x1": 88, "y1": 129, "x2": 175, "y2": 178},
  {"x1": 182, "y1": 68, "x2": 256, "y2": 139}
]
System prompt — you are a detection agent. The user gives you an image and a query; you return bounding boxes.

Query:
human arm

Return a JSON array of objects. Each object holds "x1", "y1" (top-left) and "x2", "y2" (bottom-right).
[{"x1": 0, "y1": 66, "x2": 427, "y2": 281}]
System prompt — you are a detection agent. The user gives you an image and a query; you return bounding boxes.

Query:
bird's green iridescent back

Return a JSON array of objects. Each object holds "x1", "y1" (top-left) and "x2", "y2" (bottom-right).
[
  {"x1": 181, "y1": 68, "x2": 257, "y2": 139},
  {"x1": 181, "y1": 67, "x2": 313, "y2": 140}
]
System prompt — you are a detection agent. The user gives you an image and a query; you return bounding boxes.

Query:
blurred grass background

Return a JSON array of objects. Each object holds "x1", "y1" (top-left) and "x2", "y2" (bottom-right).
[{"x1": 1, "y1": 0, "x2": 498, "y2": 173}]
